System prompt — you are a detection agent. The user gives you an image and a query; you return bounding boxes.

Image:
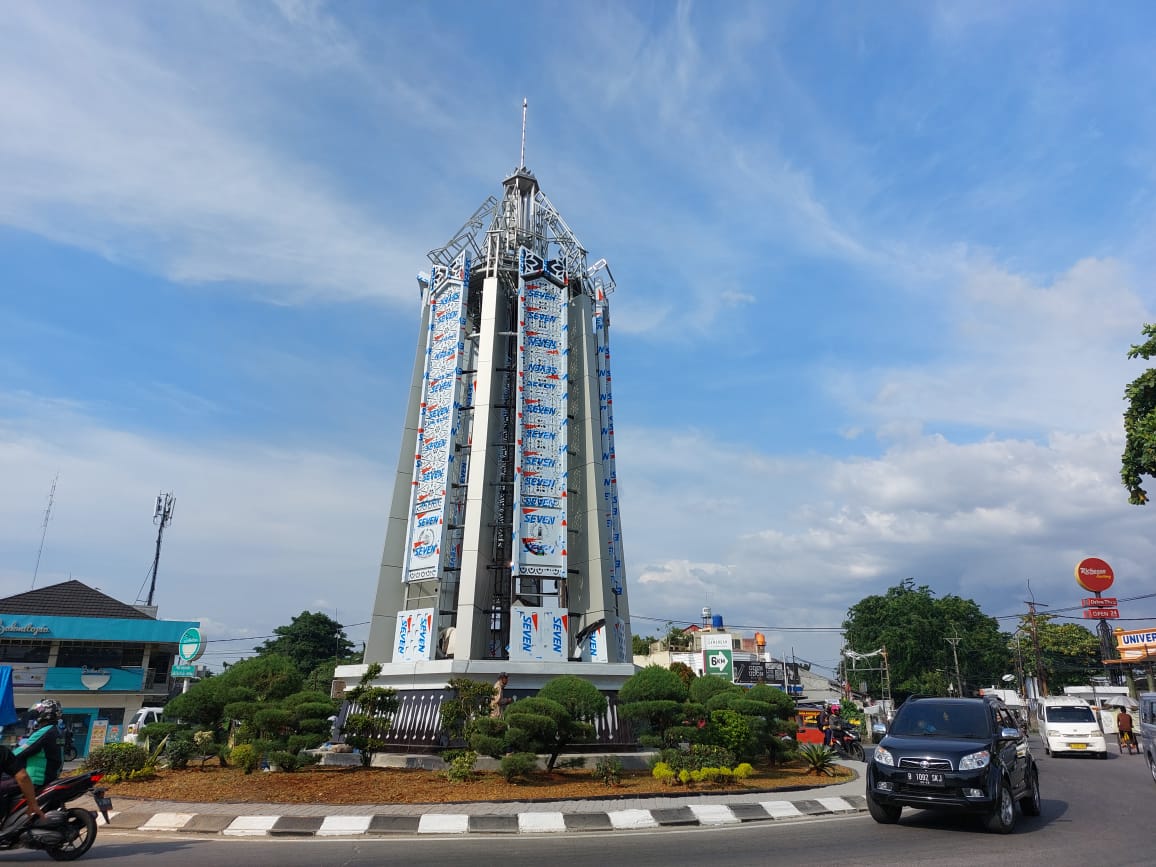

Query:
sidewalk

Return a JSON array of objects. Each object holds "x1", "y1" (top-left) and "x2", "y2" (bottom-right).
[{"x1": 98, "y1": 764, "x2": 867, "y2": 837}]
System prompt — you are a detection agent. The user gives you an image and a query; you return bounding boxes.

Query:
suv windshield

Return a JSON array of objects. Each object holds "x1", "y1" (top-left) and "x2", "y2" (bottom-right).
[
  {"x1": 889, "y1": 701, "x2": 991, "y2": 739},
  {"x1": 1045, "y1": 706, "x2": 1095, "y2": 723}
]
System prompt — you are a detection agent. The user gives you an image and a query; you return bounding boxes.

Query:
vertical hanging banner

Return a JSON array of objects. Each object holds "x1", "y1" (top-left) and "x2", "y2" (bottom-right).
[
  {"x1": 512, "y1": 249, "x2": 569, "y2": 581},
  {"x1": 403, "y1": 253, "x2": 471, "y2": 583},
  {"x1": 593, "y1": 289, "x2": 625, "y2": 603}
]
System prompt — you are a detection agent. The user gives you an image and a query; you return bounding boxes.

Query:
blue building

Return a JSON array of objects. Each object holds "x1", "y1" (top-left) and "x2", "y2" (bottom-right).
[{"x1": 0, "y1": 580, "x2": 199, "y2": 755}]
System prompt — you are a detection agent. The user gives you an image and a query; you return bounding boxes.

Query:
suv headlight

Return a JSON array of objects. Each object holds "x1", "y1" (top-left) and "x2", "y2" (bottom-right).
[
  {"x1": 958, "y1": 750, "x2": 991, "y2": 771},
  {"x1": 874, "y1": 746, "x2": 894, "y2": 766}
]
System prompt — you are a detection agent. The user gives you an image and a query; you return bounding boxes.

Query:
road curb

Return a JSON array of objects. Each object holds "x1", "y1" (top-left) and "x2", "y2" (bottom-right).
[{"x1": 99, "y1": 795, "x2": 867, "y2": 837}]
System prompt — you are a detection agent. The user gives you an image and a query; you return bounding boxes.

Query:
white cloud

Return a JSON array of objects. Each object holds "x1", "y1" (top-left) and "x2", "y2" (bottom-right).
[
  {"x1": 0, "y1": 394, "x2": 388, "y2": 665},
  {"x1": 825, "y1": 257, "x2": 1150, "y2": 435},
  {"x1": 0, "y1": 5, "x2": 413, "y2": 303}
]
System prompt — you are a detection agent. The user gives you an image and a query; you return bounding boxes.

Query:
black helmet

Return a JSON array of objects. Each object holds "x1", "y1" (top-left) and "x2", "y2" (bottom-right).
[{"x1": 32, "y1": 699, "x2": 62, "y2": 726}]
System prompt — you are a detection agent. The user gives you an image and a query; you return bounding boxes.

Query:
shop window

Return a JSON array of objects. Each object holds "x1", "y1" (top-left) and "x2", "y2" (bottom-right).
[
  {"x1": 0, "y1": 641, "x2": 51, "y2": 663},
  {"x1": 55, "y1": 642, "x2": 143, "y2": 669}
]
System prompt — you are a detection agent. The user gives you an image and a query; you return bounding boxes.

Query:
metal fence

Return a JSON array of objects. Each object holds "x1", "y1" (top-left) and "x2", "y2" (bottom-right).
[{"x1": 339, "y1": 688, "x2": 636, "y2": 752}]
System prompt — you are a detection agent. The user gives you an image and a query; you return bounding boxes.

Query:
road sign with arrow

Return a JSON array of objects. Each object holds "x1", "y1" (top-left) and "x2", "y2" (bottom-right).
[{"x1": 703, "y1": 648, "x2": 734, "y2": 681}]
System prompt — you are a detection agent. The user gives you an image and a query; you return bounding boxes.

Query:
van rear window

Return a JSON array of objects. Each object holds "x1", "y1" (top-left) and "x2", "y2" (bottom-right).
[{"x1": 1045, "y1": 706, "x2": 1095, "y2": 723}]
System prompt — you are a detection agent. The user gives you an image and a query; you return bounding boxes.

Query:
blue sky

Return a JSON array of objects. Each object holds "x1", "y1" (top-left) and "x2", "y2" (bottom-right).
[{"x1": 3, "y1": 1, "x2": 1156, "y2": 679}]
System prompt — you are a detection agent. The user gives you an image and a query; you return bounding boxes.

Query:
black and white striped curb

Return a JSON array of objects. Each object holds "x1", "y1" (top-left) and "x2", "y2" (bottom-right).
[{"x1": 101, "y1": 796, "x2": 865, "y2": 836}]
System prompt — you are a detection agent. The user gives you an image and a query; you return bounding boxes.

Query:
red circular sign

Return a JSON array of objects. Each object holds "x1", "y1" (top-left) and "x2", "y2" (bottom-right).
[{"x1": 1075, "y1": 557, "x2": 1114, "y2": 593}]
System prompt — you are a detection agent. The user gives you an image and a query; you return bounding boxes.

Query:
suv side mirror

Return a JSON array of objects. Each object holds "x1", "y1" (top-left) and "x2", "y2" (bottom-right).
[{"x1": 999, "y1": 726, "x2": 1021, "y2": 740}]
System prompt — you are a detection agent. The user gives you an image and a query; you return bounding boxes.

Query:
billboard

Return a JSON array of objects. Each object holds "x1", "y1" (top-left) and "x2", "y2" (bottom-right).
[
  {"x1": 393, "y1": 608, "x2": 435, "y2": 662},
  {"x1": 512, "y1": 249, "x2": 569, "y2": 581},
  {"x1": 1115, "y1": 627, "x2": 1156, "y2": 660},
  {"x1": 403, "y1": 253, "x2": 472, "y2": 583}
]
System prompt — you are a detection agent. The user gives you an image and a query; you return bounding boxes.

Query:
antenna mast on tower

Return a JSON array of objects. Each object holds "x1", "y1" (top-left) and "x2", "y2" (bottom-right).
[
  {"x1": 31, "y1": 474, "x2": 59, "y2": 589},
  {"x1": 145, "y1": 492, "x2": 176, "y2": 607}
]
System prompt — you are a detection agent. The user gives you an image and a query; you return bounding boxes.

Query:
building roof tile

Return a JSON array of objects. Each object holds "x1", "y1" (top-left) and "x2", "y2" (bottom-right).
[{"x1": 0, "y1": 580, "x2": 154, "y2": 620}]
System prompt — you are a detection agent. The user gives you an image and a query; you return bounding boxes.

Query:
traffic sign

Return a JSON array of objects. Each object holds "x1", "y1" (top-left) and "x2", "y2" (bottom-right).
[{"x1": 703, "y1": 648, "x2": 734, "y2": 681}]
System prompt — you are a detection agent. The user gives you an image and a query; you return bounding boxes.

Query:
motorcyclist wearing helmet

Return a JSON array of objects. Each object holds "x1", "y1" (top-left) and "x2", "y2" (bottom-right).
[{"x1": 14, "y1": 700, "x2": 63, "y2": 788}]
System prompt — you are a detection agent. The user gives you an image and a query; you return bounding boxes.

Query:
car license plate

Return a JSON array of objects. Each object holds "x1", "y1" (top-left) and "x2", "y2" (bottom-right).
[
  {"x1": 904, "y1": 771, "x2": 945, "y2": 787},
  {"x1": 1070, "y1": 743, "x2": 1087, "y2": 750}
]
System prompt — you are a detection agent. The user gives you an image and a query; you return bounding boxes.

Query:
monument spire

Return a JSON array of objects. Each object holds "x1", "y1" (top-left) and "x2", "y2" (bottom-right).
[
  {"x1": 354, "y1": 143, "x2": 633, "y2": 744},
  {"x1": 520, "y1": 97, "x2": 527, "y2": 169}
]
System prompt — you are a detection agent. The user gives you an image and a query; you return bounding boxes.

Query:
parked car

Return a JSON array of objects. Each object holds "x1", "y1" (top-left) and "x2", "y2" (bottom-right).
[
  {"x1": 866, "y1": 694, "x2": 1040, "y2": 833},
  {"x1": 122, "y1": 706, "x2": 165, "y2": 744},
  {"x1": 1036, "y1": 696, "x2": 1108, "y2": 759}
]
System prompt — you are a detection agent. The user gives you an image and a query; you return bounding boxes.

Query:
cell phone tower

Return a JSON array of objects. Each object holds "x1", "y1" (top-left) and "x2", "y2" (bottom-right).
[
  {"x1": 359, "y1": 102, "x2": 633, "y2": 697},
  {"x1": 30, "y1": 474, "x2": 59, "y2": 589},
  {"x1": 145, "y1": 492, "x2": 176, "y2": 607}
]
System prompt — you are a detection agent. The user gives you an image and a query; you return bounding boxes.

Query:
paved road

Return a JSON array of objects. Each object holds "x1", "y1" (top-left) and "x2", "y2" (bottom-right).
[{"x1": 62, "y1": 737, "x2": 1155, "y2": 865}]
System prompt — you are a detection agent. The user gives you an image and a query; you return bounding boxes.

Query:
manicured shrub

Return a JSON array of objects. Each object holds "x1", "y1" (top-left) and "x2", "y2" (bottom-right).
[
  {"x1": 230, "y1": 743, "x2": 259, "y2": 774},
  {"x1": 733, "y1": 762, "x2": 754, "y2": 781},
  {"x1": 657, "y1": 744, "x2": 735, "y2": 774},
  {"x1": 498, "y1": 752, "x2": 538, "y2": 783},
  {"x1": 651, "y1": 761, "x2": 676, "y2": 785},
  {"x1": 83, "y1": 743, "x2": 149, "y2": 777},
  {"x1": 165, "y1": 737, "x2": 196, "y2": 770},
  {"x1": 441, "y1": 749, "x2": 478, "y2": 783},
  {"x1": 268, "y1": 750, "x2": 299, "y2": 772}
]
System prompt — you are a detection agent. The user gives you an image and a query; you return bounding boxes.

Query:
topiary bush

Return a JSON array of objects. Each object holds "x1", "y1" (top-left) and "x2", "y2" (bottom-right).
[
  {"x1": 616, "y1": 665, "x2": 690, "y2": 748},
  {"x1": 164, "y1": 737, "x2": 196, "y2": 770},
  {"x1": 498, "y1": 752, "x2": 538, "y2": 783},
  {"x1": 268, "y1": 750, "x2": 300, "y2": 772},
  {"x1": 657, "y1": 743, "x2": 736, "y2": 774},
  {"x1": 83, "y1": 743, "x2": 150, "y2": 779}
]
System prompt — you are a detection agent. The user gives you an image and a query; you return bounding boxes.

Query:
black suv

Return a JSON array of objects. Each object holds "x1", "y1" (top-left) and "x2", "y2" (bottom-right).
[{"x1": 866, "y1": 695, "x2": 1040, "y2": 833}]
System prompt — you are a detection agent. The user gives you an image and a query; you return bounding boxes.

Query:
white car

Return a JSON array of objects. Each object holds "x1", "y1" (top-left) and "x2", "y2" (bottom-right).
[
  {"x1": 1038, "y1": 697, "x2": 1107, "y2": 759},
  {"x1": 122, "y1": 707, "x2": 165, "y2": 744}
]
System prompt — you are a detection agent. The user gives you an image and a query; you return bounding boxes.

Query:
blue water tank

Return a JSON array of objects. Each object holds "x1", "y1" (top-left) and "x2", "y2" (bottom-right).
[{"x1": 711, "y1": 614, "x2": 724, "y2": 630}]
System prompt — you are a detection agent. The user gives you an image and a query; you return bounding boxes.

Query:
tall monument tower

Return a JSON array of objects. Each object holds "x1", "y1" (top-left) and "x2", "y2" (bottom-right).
[{"x1": 356, "y1": 132, "x2": 634, "y2": 701}]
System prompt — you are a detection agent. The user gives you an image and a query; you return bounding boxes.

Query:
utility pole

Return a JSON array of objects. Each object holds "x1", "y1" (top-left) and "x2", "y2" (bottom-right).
[
  {"x1": 145, "y1": 492, "x2": 176, "y2": 607},
  {"x1": 946, "y1": 632, "x2": 964, "y2": 696},
  {"x1": 1024, "y1": 582, "x2": 1049, "y2": 698}
]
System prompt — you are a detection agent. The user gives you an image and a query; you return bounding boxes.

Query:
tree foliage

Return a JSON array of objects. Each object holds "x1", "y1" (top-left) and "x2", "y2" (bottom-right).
[
  {"x1": 254, "y1": 611, "x2": 358, "y2": 677},
  {"x1": 1015, "y1": 615, "x2": 1101, "y2": 691},
  {"x1": 1122, "y1": 323, "x2": 1156, "y2": 504},
  {"x1": 341, "y1": 663, "x2": 399, "y2": 767},
  {"x1": 842, "y1": 579, "x2": 1011, "y2": 698}
]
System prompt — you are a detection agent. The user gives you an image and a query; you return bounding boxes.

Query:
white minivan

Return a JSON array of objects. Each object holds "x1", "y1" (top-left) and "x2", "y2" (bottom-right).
[
  {"x1": 122, "y1": 707, "x2": 164, "y2": 744},
  {"x1": 1037, "y1": 696, "x2": 1107, "y2": 759}
]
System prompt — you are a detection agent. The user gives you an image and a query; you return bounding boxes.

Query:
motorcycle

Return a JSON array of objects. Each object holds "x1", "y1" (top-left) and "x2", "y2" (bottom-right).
[
  {"x1": 61, "y1": 731, "x2": 77, "y2": 765},
  {"x1": 0, "y1": 770, "x2": 108, "y2": 861},
  {"x1": 828, "y1": 718, "x2": 866, "y2": 762}
]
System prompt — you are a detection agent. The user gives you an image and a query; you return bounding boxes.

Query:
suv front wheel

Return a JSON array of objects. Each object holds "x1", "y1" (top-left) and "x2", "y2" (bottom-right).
[
  {"x1": 1019, "y1": 766, "x2": 1041, "y2": 816},
  {"x1": 866, "y1": 794, "x2": 901, "y2": 824},
  {"x1": 984, "y1": 777, "x2": 1016, "y2": 834}
]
